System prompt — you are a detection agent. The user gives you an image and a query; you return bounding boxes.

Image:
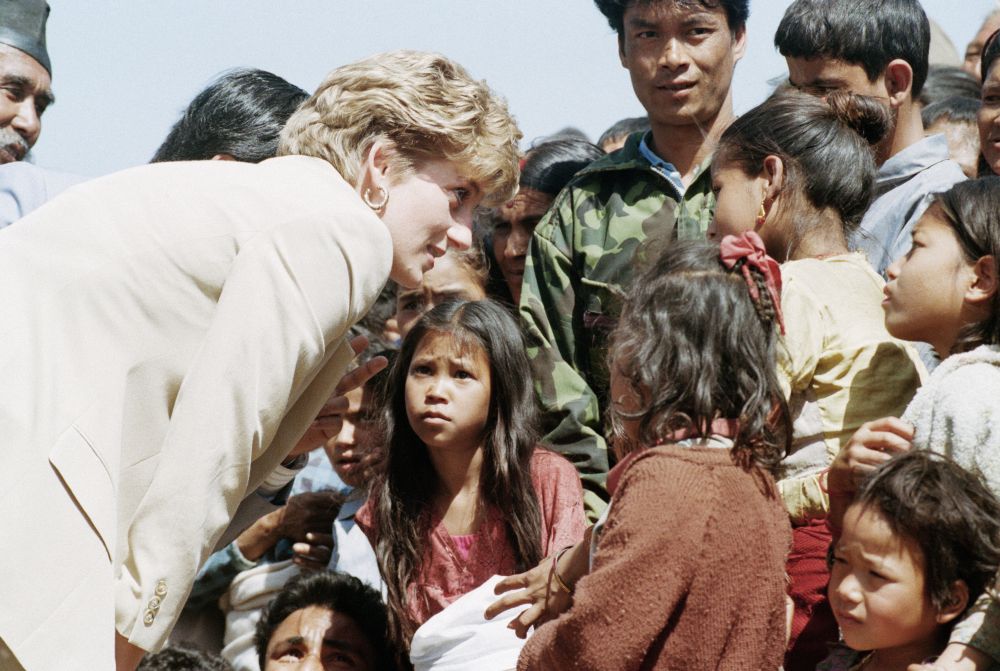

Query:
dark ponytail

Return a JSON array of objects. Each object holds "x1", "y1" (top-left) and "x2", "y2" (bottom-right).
[{"x1": 717, "y1": 89, "x2": 890, "y2": 237}]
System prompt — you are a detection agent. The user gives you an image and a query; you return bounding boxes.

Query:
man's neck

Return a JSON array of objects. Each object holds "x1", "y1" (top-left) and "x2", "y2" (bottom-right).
[
  {"x1": 879, "y1": 101, "x2": 926, "y2": 165},
  {"x1": 648, "y1": 100, "x2": 735, "y2": 188}
]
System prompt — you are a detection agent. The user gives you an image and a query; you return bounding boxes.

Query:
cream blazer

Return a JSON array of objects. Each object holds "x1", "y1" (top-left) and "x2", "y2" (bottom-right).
[{"x1": 0, "y1": 155, "x2": 392, "y2": 670}]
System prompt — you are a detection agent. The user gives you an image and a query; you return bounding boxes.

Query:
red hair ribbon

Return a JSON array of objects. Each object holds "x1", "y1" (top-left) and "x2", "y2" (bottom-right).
[{"x1": 719, "y1": 231, "x2": 786, "y2": 335}]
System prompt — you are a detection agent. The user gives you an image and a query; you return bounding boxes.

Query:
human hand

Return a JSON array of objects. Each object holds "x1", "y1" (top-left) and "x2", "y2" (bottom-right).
[
  {"x1": 907, "y1": 644, "x2": 995, "y2": 671},
  {"x1": 828, "y1": 417, "x2": 914, "y2": 497},
  {"x1": 292, "y1": 532, "x2": 334, "y2": 570},
  {"x1": 275, "y1": 491, "x2": 343, "y2": 543},
  {"x1": 485, "y1": 542, "x2": 588, "y2": 639},
  {"x1": 291, "y1": 335, "x2": 388, "y2": 458}
]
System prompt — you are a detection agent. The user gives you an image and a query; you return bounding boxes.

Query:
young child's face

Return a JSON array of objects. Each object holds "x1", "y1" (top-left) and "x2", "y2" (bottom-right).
[
  {"x1": 707, "y1": 161, "x2": 762, "y2": 241},
  {"x1": 829, "y1": 504, "x2": 940, "y2": 654},
  {"x1": 883, "y1": 205, "x2": 976, "y2": 357},
  {"x1": 405, "y1": 331, "x2": 491, "y2": 454},
  {"x1": 394, "y1": 253, "x2": 486, "y2": 338},
  {"x1": 323, "y1": 386, "x2": 381, "y2": 489}
]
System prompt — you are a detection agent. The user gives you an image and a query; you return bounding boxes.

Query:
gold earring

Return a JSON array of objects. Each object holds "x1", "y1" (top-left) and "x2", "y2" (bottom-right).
[
  {"x1": 363, "y1": 185, "x2": 389, "y2": 212},
  {"x1": 755, "y1": 197, "x2": 767, "y2": 228}
]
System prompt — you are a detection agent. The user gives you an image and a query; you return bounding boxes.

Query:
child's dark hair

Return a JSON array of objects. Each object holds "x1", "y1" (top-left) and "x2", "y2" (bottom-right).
[
  {"x1": 608, "y1": 240, "x2": 790, "y2": 470},
  {"x1": 520, "y1": 138, "x2": 605, "y2": 196},
  {"x1": 933, "y1": 178, "x2": 1000, "y2": 354},
  {"x1": 373, "y1": 298, "x2": 542, "y2": 648},
  {"x1": 716, "y1": 90, "x2": 890, "y2": 249},
  {"x1": 594, "y1": 0, "x2": 748, "y2": 37},
  {"x1": 854, "y1": 451, "x2": 1000, "y2": 615},
  {"x1": 254, "y1": 571, "x2": 391, "y2": 671},
  {"x1": 775, "y1": 0, "x2": 930, "y2": 97}
]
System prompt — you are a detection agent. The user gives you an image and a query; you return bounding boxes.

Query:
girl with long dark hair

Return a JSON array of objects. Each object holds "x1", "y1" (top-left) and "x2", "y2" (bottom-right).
[
  {"x1": 355, "y1": 299, "x2": 586, "y2": 654},
  {"x1": 509, "y1": 236, "x2": 793, "y2": 670}
]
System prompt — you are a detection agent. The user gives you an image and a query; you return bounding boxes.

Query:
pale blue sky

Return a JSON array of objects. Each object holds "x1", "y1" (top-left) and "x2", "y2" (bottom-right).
[{"x1": 33, "y1": 1, "x2": 997, "y2": 177}]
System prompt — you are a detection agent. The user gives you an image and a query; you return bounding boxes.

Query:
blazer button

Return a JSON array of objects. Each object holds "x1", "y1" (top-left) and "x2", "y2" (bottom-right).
[
  {"x1": 148, "y1": 596, "x2": 161, "y2": 610},
  {"x1": 155, "y1": 580, "x2": 168, "y2": 597},
  {"x1": 143, "y1": 610, "x2": 155, "y2": 626}
]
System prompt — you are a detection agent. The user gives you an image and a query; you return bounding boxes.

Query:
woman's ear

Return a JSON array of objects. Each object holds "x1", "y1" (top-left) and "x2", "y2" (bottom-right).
[
  {"x1": 967, "y1": 255, "x2": 999, "y2": 306},
  {"x1": 356, "y1": 139, "x2": 393, "y2": 196},
  {"x1": 936, "y1": 580, "x2": 970, "y2": 625},
  {"x1": 761, "y1": 155, "x2": 785, "y2": 203}
]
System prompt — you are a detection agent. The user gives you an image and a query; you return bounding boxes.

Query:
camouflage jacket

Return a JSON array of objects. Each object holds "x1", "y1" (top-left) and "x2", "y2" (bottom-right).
[{"x1": 518, "y1": 132, "x2": 715, "y2": 518}]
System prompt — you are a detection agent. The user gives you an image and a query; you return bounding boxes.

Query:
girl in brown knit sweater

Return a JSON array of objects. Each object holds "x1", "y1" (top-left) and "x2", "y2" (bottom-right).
[{"x1": 489, "y1": 235, "x2": 794, "y2": 670}]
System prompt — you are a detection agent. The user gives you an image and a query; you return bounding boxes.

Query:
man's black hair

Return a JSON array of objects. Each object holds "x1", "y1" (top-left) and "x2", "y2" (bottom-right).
[
  {"x1": 922, "y1": 96, "x2": 981, "y2": 128},
  {"x1": 919, "y1": 65, "x2": 981, "y2": 107},
  {"x1": 151, "y1": 68, "x2": 308, "y2": 163},
  {"x1": 775, "y1": 0, "x2": 930, "y2": 97},
  {"x1": 593, "y1": 0, "x2": 749, "y2": 36},
  {"x1": 137, "y1": 645, "x2": 232, "y2": 671},
  {"x1": 255, "y1": 571, "x2": 391, "y2": 671}
]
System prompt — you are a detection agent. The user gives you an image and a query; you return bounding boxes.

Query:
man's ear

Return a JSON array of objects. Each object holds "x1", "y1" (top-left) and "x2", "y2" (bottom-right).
[
  {"x1": 210, "y1": 153, "x2": 236, "y2": 161},
  {"x1": 618, "y1": 33, "x2": 627, "y2": 67},
  {"x1": 731, "y1": 24, "x2": 747, "y2": 62},
  {"x1": 936, "y1": 580, "x2": 970, "y2": 624},
  {"x1": 762, "y1": 154, "x2": 786, "y2": 201},
  {"x1": 968, "y1": 254, "x2": 999, "y2": 305},
  {"x1": 884, "y1": 59, "x2": 915, "y2": 107}
]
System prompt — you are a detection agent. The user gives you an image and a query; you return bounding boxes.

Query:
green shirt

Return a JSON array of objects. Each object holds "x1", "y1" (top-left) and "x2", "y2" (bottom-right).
[{"x1": 518, "y1": 132, "x2": 715, "y2": 519}]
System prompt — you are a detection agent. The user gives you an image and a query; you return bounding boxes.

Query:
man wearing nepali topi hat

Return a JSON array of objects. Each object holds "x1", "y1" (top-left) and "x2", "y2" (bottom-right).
[{"x1": 0, "y1": 0, "x2": 51, "y2": 164}]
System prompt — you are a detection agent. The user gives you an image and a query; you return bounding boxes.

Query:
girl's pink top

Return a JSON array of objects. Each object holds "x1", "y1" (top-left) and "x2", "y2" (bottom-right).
[{"x1": 356, "y1": 447, "x2": 587, "y2": 628}]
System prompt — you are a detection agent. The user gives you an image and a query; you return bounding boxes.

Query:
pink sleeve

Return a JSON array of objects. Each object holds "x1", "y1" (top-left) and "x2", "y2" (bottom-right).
[{"x1": 530, "y1": 448, "x2": 587, "y2": 556}]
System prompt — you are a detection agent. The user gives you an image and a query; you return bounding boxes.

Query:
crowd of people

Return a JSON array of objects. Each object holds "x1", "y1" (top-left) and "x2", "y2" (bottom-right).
[{"x1": 3, "y1": 0, "x2": 1000, "y2": 669}]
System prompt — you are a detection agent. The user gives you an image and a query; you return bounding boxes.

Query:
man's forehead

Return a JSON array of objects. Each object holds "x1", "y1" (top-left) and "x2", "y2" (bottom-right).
[
  {"x1": 624, "y1": 0, "x2": 727, "y2": 24},
  {"x1": 786, "y1": 56, "x2": 865, "y2": 84},
  {"x1": 0, "y1": 43, "x2": 50, "y2": 91}
]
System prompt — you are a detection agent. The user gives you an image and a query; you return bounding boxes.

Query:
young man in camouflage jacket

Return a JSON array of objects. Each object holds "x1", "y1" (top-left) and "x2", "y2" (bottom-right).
[{"x1": 519, "y1": 0, "x2": 748, "y2": 518}]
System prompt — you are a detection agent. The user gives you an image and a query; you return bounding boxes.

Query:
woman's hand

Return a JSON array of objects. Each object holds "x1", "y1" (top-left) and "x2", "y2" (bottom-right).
[
  {"x1": 827, "y1": 417, "x2": 914, "y2": 537},
  {"x1": 828, "y1": 417, "x2": 914, "y2": 495},
  {"x1": 288, "y1": 335, "x2": 388, "y2": 458},
  {"x1": 485, "y1": 536, "x2": 590, "y2": 638},
  {"x1": 484, "y1": 558, "x2": 572, "y2": 639}
]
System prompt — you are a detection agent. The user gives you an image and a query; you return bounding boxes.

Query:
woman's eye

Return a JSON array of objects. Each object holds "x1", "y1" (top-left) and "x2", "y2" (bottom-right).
[{"x1": 452, "y1": 188, "x2": 469, "y2": 205}]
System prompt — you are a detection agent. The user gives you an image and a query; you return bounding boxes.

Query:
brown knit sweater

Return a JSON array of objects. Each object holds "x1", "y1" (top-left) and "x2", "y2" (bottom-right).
[{"x1": 518, "y1": 445, "x2": 791, "y2": 671}]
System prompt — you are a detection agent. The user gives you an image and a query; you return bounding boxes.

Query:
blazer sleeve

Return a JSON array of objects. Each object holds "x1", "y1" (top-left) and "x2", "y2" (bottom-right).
[
  {"x1": 517, "y1": 452, "x2": 711, "y2": 671},
  {"x1": 115, "y1": 205, "x2": 390, "y2": 651}
]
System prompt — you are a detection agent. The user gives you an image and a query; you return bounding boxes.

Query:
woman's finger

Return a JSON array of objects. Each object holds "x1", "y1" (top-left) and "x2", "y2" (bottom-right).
[{"x1": 484, "y1": 589, "x2": 534, "y2": 620}]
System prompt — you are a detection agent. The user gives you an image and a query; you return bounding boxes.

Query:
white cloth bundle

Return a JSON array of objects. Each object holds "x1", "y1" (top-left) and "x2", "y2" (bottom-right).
[{"x1": 409, "y1": 575, "x2": 526, "y2": 671}]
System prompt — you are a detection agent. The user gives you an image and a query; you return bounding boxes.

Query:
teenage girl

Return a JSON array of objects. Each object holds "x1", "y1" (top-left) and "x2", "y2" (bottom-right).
[
  {"x1": 495, "y1": 236, "x2": 793, "y2": 670},
  {"x1": 829, "y1": 177, "x2": 1000, "y2": 671},
  {"x1": 707, "y1": 89, "x2": 927, "y2": 670},
  {"x1": 355, "y1": 298, "x2": 586, "y2": 654}
]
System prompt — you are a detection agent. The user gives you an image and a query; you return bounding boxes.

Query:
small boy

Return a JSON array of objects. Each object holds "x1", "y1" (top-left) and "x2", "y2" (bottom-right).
[
  {"x1": 820, "y1": 451, "x2": 1000, "y2": 670},
  {"x1": 775, "y1": 0, "x2": 966, "y2": 281}
]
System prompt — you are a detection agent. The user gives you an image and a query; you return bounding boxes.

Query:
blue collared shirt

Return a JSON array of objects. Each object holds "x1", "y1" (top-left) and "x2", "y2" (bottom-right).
[
  {"x1": 852, "y1": 133, "x2": 965, "y2": 277},
  {"x1": 638, "y1": 132, "x2": 685, "y2": 197}
]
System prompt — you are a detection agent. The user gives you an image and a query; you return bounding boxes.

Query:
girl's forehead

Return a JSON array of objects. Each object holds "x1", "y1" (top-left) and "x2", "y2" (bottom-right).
[{"x1": 413, "y1": 329, "x2": 487, "y2": 362}]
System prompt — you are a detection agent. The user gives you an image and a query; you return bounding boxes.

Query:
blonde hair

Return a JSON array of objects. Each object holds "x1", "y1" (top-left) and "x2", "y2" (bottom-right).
[{"x1": 279, "y1": 50, "x2": 522, "y2": 205}]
